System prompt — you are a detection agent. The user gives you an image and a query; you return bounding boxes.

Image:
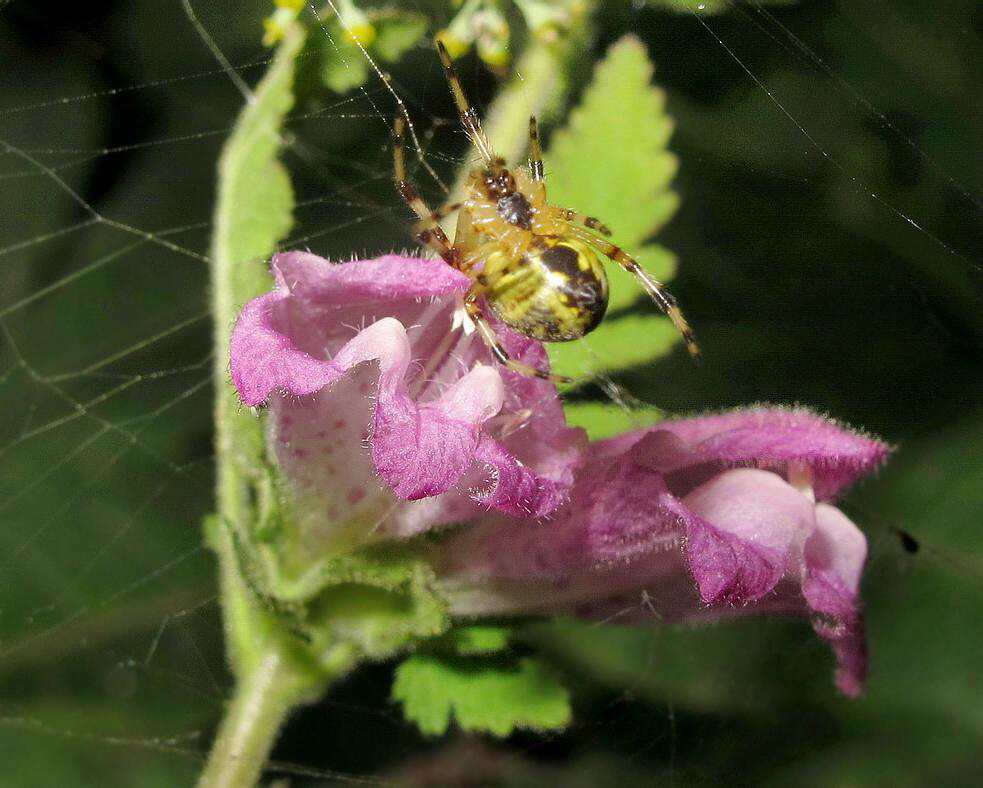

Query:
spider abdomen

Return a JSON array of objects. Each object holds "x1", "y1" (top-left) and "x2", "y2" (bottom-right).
[{"x1": 483, "y1": 236, "x2": 609, "y2": 342}]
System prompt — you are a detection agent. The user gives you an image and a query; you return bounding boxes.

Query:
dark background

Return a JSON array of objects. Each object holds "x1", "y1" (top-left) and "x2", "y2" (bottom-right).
[{"x1": 1, "y1": 1, "x2": 981, "y2": 785}]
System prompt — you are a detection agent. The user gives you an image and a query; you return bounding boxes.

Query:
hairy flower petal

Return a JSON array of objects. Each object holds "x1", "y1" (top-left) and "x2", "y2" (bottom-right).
[
  {"x1": 231, "y1": 253, "x2": 583, "y2": 546},
  {"x1": 804, "y1": 503, "x2": 868, "y2": 696},
  {"x1": 441, "y1": 432, "x2": 682, "y2": 580},
  {"x1": 229, "y1": 251, "x2": 887, "y2": 696},
  {"x1": 598, "y1": 407, "x2": 890, "y2": 500},
  {"x1": 682, "y1": 468, "x2": 814, "y2": 605},
  {"x1": 439, "y1": 443, "x2": 878, "y2": 695}
]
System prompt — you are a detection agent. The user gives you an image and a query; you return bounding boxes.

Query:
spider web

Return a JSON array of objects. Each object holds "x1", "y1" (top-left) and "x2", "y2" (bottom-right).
[{"x1": 1, "y1": 1, "x2": 982, "y2": 785}]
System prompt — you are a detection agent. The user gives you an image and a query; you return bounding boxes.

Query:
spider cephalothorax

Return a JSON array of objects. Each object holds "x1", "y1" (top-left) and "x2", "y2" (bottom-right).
[{"x1": 393, "y1": 41, "x2": 698, "y2": 381}]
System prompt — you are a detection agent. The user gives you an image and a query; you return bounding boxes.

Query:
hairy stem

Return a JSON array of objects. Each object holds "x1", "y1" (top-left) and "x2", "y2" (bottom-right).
[
  {"x1": 197, "y1": 649, "x2": 304, "y2": 788},
  {"x1": 204, "y1": 20, "x2": 327, "y2": 787}
]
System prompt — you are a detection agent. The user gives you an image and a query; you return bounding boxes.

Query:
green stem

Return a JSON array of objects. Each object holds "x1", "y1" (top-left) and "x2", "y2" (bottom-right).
[
  {"x1": 197, "y1": 648, "x2": 305, "y2": 788},
  {"x1": 203, "y1": 20, "x2": 325, "y2": 787}
]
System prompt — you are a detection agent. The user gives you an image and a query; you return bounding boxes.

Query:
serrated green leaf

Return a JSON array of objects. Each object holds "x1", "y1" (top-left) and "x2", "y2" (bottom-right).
[
  {"x1": 546, "y1": 36, "x2": 677, "y2": 247},
  {"x1": 563, "y1": 402, "x2": 665, "y2": 440},
  {"x1": 215, "y1": 27, "x2": 301, "y2": 299},
  {"x1": 544, "y1": 35, "x2": 682, "y2": 382},
  {"x1": 393, "y1": 654, "x2": 571, "y2": 737},
  {"x1": 370, "y1": 10, "x2": 427, "y2": 62}
]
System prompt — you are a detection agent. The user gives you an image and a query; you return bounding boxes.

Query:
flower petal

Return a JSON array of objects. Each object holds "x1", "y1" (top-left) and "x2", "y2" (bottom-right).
[
  {"x1": 803, "y1": 503, "x2": 866, "y2": 616},
  {"x1": 803, "y1": 503, "x2": 868, "y2": 696},
  {"x1": 231, "y1": 253, "x2": 471, "y2": 406},
  {"x1": 470, "y1": 437, "x2": 572, "y2": 518},
  {"x1": 441, "y1": 432, "x2": 683, "y2": 579},
  {"x1": 682, "y1": 468, "x2": 815, "y2": 605},
  {"x1": 371, "y1": 359, "x2": 505, "y2": 500},
  {"x1": 274, "y1": 250, "x2": 470, "y2": 309},
  {"x1": 596, "y1": 407, "x2": 890, "y2": 500},
  {"x1": 232, "y1": 253, "x2": 581, "y2": 541}
]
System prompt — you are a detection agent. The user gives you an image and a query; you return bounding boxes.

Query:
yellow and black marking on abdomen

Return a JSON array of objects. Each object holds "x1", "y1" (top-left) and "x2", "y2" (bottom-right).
[{"x1": 483, "y1": 236, "x2": 609, "y2": 342}]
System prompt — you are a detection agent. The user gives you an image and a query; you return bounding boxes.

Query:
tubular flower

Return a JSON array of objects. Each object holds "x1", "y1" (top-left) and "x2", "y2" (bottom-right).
[{"x1": 230, "y1": 252, "x2": 889, "y2": 695}]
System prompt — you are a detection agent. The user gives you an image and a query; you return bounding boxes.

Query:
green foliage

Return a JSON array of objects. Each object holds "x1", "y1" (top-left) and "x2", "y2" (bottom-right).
[
  {"x1": 286, "y1": 550, "x2": 449, "y2": 660},
  {"x1": 544, "y1": 36, "x2": 682, "y2": 385},
  {"x1": 563, "y1": 401, "x2": 665, "y2": 440},
  {"x1": 318, "y1": 10, "x2": 427, "y2": 93},
  {"x1": 211, "y1": 21, "x2": 304, "y2": 525},
  {"x1": 392, "y1": 622, "x2": 570, "y2": 737},
  {"x1": 559, "y1": 311, "x2": 680, "y2": 378},
  {"x1": 319, "y1": 34, "x2": 370, "y2": 94},
  {"x1": 371, "y1": 10, "x2": 428, "y2": 62},
  {"x1": 440, "y1": 624, "x2": 514, "y2": 655},
  {"x1": 214, "y1": 27, "x2": 299, "y2": 302},
  {"x1": 219, "y1": 483, "x2": 451, "y2": 668},
  {"x1": 393, "y1": 653, "x2": 571, "y2": 737},
  {"x1": 210, "y1": 23, "x2": 306, "y2": 689}
]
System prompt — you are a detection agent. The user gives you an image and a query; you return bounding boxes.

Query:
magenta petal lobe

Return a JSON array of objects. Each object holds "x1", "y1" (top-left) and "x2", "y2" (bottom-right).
[
  {"x1": 682, "y1": 468, "x2": 815, "y2": 605},
  {"x1": 803, "y1": 503, "x2": 869, "y2": 696},
  {"x1": 372, "y1": 364, "x2": 504, "y2": 500},
  {"x1": 231, "y1": 253, "x2": 579, "y2": 539},
  {"x1": 803, "y1": 503, "x2": 867, "y2": 617}
]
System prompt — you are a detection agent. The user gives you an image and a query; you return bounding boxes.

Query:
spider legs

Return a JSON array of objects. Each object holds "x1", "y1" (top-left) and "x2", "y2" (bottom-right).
[
  {"x1": 557, "y1": 207, "x2": 612, "y2": 236},
  {"x1": 528, "y1": 116, "x2": 544, "y2": 181},
  {"x1": 393, "y1": 115, "x2": 461, "y2": 265},
  {"x1": 463, "y1": 291, "x2": 573, "y2": 384},
  {"x1": 393, "y1": 115, "x2": 567, "y2": 385},
  {"x1": 566, "y1": 226, "x2": 701, "y2": 358},
  {"x1": 436, "y1": 40, "x2": 493, "y2": 161}
]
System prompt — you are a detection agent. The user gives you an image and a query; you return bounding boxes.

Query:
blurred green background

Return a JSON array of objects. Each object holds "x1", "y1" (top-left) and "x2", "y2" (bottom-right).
[{"x1": 1, "y1": 0, "x2": 981, "y2": 785}]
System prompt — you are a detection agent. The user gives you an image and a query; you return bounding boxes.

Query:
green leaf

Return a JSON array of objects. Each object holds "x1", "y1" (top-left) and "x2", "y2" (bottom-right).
[
  {"x1": 393, "y1": 654, "x2": 571, "y2": 737},
  {"x1": 210, "y1": 25, "x2": 306, "y2": 679},
  {"x1": 214, "y1": 27, "x2": 301, "y2": 304},
  {"x1": 563, "y1": 402, "x2": 665, "y2": 440},
  {"x1": 442, "y1": 624, "x2": 513, "y2": 655},
  {"x1": 319, "y1": 31, "x2": 370, "y2": 94},
  {"x1": 370, "y1": 10, "x2": 427, "y2": 63},
  {"x1": 551, "y1": 312, "x2": 679, "y2": 381},
  {"x1": 546, "y1": 35, "x2": 678, "y2": 253},
  {"x1": 544, "y1": 35, "x2": 682, "y2": 384}
]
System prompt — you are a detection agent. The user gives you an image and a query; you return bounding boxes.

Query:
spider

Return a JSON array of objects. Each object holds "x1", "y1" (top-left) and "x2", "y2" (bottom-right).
[{"x1": 393, "y1": 41, "x2": 699, "y2": 382}]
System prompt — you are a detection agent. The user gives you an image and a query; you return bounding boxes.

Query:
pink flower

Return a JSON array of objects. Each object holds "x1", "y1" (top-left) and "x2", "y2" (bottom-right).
[{"x1": 231, "y1": 252, "x2": 889, "y2": 696}]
